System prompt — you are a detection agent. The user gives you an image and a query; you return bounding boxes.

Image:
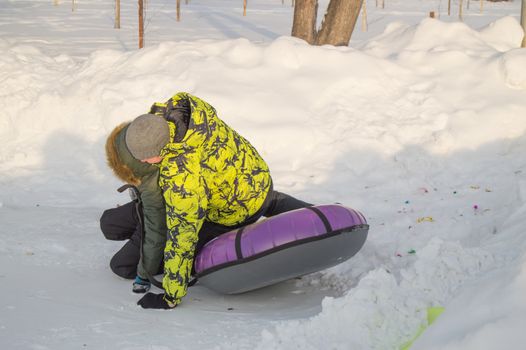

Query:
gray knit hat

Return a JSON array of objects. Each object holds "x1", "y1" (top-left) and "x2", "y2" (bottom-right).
[{"x1": 125, "y1": 114, "x2": 170, "y2": 160}]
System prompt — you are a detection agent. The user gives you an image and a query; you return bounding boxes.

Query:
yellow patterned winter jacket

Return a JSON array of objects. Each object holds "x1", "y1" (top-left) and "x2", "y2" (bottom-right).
[{"x1": 151, "y1": 92, "x2": 271, "y2": 304}]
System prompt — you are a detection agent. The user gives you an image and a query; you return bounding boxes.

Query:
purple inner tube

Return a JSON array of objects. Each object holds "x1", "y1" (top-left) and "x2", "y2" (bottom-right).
[{"x1": 194, "y1": 204, "x2": 367, "y2": 276}]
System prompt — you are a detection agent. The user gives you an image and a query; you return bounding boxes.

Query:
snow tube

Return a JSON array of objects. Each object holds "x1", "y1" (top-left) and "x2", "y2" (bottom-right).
[{"x1": 194, "y1": 204, "x2": 369, "y2": 294}]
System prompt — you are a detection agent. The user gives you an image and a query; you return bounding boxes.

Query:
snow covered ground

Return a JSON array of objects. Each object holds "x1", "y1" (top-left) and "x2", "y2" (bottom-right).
[{"x1": 1, "y1": 0, "x2": 525, "y2": 349}]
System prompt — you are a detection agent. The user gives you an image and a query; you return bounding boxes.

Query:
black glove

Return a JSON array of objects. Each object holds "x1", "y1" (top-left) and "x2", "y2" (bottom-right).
[{"x1": 137, "y1": 293, "x2": 176, "y2": 309}]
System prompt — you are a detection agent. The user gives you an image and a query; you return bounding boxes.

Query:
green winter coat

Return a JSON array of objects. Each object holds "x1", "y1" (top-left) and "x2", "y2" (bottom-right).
[{"x1": 106, "y1": 123, "x2": 167, "y2": 279}]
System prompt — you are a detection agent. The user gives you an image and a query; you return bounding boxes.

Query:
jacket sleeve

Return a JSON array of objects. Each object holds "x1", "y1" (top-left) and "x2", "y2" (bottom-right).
[
  {"x1": 137, "y1": 171, "x2": 167, "y2": 279},
  {"x1": 160, "y1": 147, "x2": 208, "y2": 304}
]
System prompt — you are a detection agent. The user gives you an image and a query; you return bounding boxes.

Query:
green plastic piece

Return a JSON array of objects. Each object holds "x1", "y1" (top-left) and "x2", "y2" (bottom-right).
[
  {"x1": 427, "y1": 306, "x2": 444, "y2": 324},
  {"x1": 399, "y1": 306, "x2": 445, "y2": 350}
]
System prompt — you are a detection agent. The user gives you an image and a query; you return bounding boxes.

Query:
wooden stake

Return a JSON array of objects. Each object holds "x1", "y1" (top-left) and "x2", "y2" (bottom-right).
[
  {"x1": 243, "y1": 0, "x2": 247, "y2": 16},
  {"x1": 361, "y1": 0, "x2": 367, "y2": 32},
  {"x1": 521, "y1": 0, "x2": 526, "y2": 47},
  {"x1": 138, "y1": 0, "x2": 144, "y2": 49},
  {"x1": 115, "y1": 0, "x2": 121, "y2": 28},
  {"x1": 177, "y1": 0, "x2": 181, "y2": 21}
]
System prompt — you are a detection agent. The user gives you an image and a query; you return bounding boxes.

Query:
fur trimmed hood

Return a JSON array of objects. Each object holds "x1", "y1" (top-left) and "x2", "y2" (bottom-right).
[{"x1": 105, "y1": 122, "x2": 141, "y2": 186}]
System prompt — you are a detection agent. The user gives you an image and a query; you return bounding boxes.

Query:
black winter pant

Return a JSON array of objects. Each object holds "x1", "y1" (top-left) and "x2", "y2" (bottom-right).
[{"x1": 100, "y1": 191, "x2": 311, "y2": 279}]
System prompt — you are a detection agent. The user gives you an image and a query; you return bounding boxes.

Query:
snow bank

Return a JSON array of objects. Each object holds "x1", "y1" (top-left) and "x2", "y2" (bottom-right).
[
  {"x1": 255, "y1": 18, "x2": 526, "y2": 350},
  {"x1": 1, "y1": 10, "x2": 526, "y2": 350},
  {"x1": 500, "y1": 48, "x2": 526, "y2": 89},
  {"x1": 2, "y1": 18, "x2": 525, "y2": 206},
  {"x1": 413, "y1": 205, "x2": 526, "y2": 350},
  {"x1": 259, "y1": 239, "x2": 494, "y2": 350}
]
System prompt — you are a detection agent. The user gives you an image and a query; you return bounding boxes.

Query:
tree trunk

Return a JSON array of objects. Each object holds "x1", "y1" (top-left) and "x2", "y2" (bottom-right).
[
  {"x1": 291, "y1": 0, "x2": 318, "y2": 44},
  {"x1": 139, "y1": 0, "x2": 144, "y2": 48},
  {"x1": 243, "y1": 0, "x2": 247, "y2": 16},
  {"x1": 459, "y1": 0, "x2": 464, "y2": 20},
  {"x1": 316, "y1": 0, "x2": 363, "y2": 46},
  {"x1": 292, "y1": 0, "x2": 363, "y2": 46},
  {"x1": 521, "y1": 0, "x2": 526, "y2": 47},
  {"x1": 448, "y1": 0, "x2": 451, "y2": 15},
  {"x1": 115, "y1": 0, "x2": 121, "y2": 29},
  {"x1": 177, "y1": 0, "x2": 181, "y2": 21},
  {"x1": 361, "y1": 0, "x2": 367, "y2": 32}
]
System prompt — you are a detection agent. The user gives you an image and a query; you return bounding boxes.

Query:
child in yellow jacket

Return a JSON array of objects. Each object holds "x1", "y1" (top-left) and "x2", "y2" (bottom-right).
[{"x1": 104, "y1": 92, "x2": 310, "y2": 309}]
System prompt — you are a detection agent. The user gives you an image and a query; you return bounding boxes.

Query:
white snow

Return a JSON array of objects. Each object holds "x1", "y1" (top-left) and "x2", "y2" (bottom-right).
[{"x1": 1, "y1": 0, "x2": 525, "y2": 349}]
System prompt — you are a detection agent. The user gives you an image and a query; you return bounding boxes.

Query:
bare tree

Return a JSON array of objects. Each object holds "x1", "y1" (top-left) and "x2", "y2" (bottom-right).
[
  {"x1": 177, "y1": 0, "x2": 181, "y2": 21},
  {"x1": 139, "y1": 0, "x2": 144, "y2": 48},
  {"x1": 361, "y1": 0, "x2": 367, "y2": 32},
  {"x1": 115, "y1": 0, "x2": 121, "y2": 28},
  {"x1": 522, "y1": 0, "x2": 526, "y2": 47},
  {"x1": 291, "y1": 0, "x2": 363, "y2": 46},
  {"x1": 292, "y1": 0, "x2": 318, "y2": 44}
]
